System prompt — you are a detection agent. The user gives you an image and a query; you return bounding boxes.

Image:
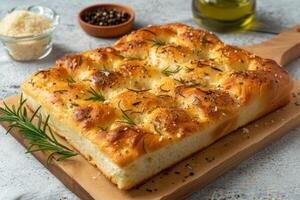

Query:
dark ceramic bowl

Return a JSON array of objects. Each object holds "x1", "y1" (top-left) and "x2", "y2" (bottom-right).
[{"x1": 78, "y1": 3, "x2": 135, "y2": 38}]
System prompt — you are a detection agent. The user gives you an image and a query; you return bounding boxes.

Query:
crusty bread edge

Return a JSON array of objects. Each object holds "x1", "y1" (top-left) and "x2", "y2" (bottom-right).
[{"x1": 22, "y1": 86, "x2": 291, "y2": 190}]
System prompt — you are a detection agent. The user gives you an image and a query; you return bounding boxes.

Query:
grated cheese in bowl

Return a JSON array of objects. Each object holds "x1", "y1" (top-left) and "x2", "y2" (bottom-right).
[
  {"x1": 0, "y1": 6, "x2": 59, "y2": 61},
  {"x1": 0, "y1": 10, "x2": 52, "y2": 37}
]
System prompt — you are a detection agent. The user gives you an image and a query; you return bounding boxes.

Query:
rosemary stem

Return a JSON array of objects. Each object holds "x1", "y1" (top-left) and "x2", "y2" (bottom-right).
[{"x1": 0, "y1": 94, "x2": 77, "y2": 163}]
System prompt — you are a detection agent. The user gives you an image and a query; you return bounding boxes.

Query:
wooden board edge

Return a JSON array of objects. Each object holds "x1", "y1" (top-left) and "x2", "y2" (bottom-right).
[
  {"x1": 0, "y1": 119, "x2": 94, "y2": 200},
  {"x1": 162, "y1": 109, "x2": 300, "y2": 200}
]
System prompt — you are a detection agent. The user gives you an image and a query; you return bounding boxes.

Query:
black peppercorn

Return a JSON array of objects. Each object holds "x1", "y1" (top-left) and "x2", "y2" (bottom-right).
[{"x1": 83, "y1": 8, "x2": 130, "y2": 26}]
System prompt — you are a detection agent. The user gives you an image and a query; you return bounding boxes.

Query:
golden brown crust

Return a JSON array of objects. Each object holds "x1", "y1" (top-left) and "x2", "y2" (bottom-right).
[{"x1": 21, "y1": 23, "x2": 293, "y2": 170}]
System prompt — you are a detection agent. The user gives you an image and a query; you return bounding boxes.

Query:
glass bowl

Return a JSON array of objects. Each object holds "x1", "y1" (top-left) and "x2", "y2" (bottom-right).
[{"x1": 0, "y1": 6, "x2": 59, "y2": 61}]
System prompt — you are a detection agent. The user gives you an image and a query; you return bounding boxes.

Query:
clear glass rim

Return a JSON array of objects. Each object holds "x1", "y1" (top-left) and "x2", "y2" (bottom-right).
[{"x1": 0, "y1": 5, "x2": 60, "y2": 42}]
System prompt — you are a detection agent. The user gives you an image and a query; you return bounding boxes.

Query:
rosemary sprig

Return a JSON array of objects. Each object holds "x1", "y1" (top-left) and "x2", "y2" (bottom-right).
[
  {"x1": 116, "y1": 102, "x2": 136, "y2": 126},
  {"x1": 0, "y1": 94, "x2": 77, "y2": 164},
  {"x1": 200, "y1": 36, "x2": 208, "y2": 44},
  {"x1": 34, "y1": 69, "x2": 50, "y2": 76},
  {"x1": 141, "y1": 29, "x2": 157, "y2": 36},
  {"x1": 184, "y1": 66, "x2": 195, "y2": 72},
  {"x1": 148, "y1": 38, "x2": 166, "y2": 49},
  {"x1": 85, "y1": 87, "x2": 105, "y2": 102},
  {"x1": 174, "y1": 78, "x2": 186, "y2": 84},
  {"x1": 66, "y1": 76, "x2": 76, "y2": 83},
  {"x1": 211, "y1": 66, "x2": 223, "y2": 72},
  {"x1": 153, "y1": 125, "x2": 162, "y2": 136},
  {"x1": 127, "y1": 88, "x2": 150, "y2": 93},
  {"x1": 162, "y1": 66, "x2": 182, "y2": 76},
  {"x1": 100, "y1": 127, "x2": 108, "y2": 131}
]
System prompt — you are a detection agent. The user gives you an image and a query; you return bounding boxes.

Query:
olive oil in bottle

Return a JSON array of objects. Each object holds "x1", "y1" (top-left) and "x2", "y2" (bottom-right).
[{"x1": 192, "y1": 0, "x2": 256, "y2": 32}]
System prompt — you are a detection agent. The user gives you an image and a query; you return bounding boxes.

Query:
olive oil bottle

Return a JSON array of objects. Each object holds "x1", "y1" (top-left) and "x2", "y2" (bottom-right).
[{"x1": 192, "y1": 0, "x2": 256, "y2": 32}]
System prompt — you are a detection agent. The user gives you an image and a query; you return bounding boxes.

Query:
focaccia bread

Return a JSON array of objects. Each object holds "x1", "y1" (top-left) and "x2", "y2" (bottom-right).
[{"x1": 20, "y1": 23, "x2": 293, "y2": 190}]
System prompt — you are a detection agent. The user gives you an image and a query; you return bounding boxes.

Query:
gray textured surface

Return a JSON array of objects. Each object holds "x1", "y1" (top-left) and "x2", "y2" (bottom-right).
[{"x1": 0, "y1": 0, "x2": 300, "y2": 199}]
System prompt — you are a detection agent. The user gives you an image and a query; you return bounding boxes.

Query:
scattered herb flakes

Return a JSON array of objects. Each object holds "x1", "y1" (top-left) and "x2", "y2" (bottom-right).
[
  {"x1": 205, "y1": 156, "x2": 215, "y2": 163},
  {"x1": 100, "y1": 127, "x2": 108, "y2": 131},
  {"x1": 200, "y1": 36, "x2": 208, "y2": 44},
  {"x1": 28, "y1": 79, "x2": 35, "y2": 86},
  {"x1": 185, "y1": 163, "x2": 193, "y2": 170},
  {"x1": 153, "y1": 125, "x2": 162, "y2": 136},
  {"x1": 53, "y1": 89, "x2": 68, "y2": 94},
  {"x1": 69, "y1": 102, "x2": 79, "y2": 108},
  {"x1": 242, "y1": 127, "x2": 249, "y2": 134}
]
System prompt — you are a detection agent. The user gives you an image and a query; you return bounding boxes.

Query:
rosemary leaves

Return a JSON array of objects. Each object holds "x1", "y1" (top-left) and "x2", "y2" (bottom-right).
[
  {"x1": 116, "y1": 102, "x2": 136, "y2": 125},
  {"x1": 0, "y1": 94, "x2": 77, "y2": 163},
  {"x1": 162, "y1": 66, "x2": 182, "y2": 76},
  {"x1": 127, "y1": 88, "x2": 151, "y2": 93},
  {"x1": 66, "y1": 76, "x2": 76, "y2": 83},
  {"x1": 85, "y1": 87, "x2": 105, "y2": 102},
  {"x1": 148, "y1": 38, "x2": 166, "y2": 49}
]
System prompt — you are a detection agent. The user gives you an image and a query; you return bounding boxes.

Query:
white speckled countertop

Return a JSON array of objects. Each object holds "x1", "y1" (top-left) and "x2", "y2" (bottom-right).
[{"x1": 1, "y1": 0, "x2": 300, "y2": 199}]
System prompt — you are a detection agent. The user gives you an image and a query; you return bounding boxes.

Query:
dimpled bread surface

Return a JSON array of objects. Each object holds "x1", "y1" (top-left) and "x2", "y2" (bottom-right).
[{"x1": 21, "y1": 23, "x2": 293, "y2": 189}]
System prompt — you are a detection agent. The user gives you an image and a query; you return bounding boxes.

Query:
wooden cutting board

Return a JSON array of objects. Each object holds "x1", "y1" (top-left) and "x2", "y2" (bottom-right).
[{"x1": 1, "y1": 25, "x2": 300, "y2": 200}]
